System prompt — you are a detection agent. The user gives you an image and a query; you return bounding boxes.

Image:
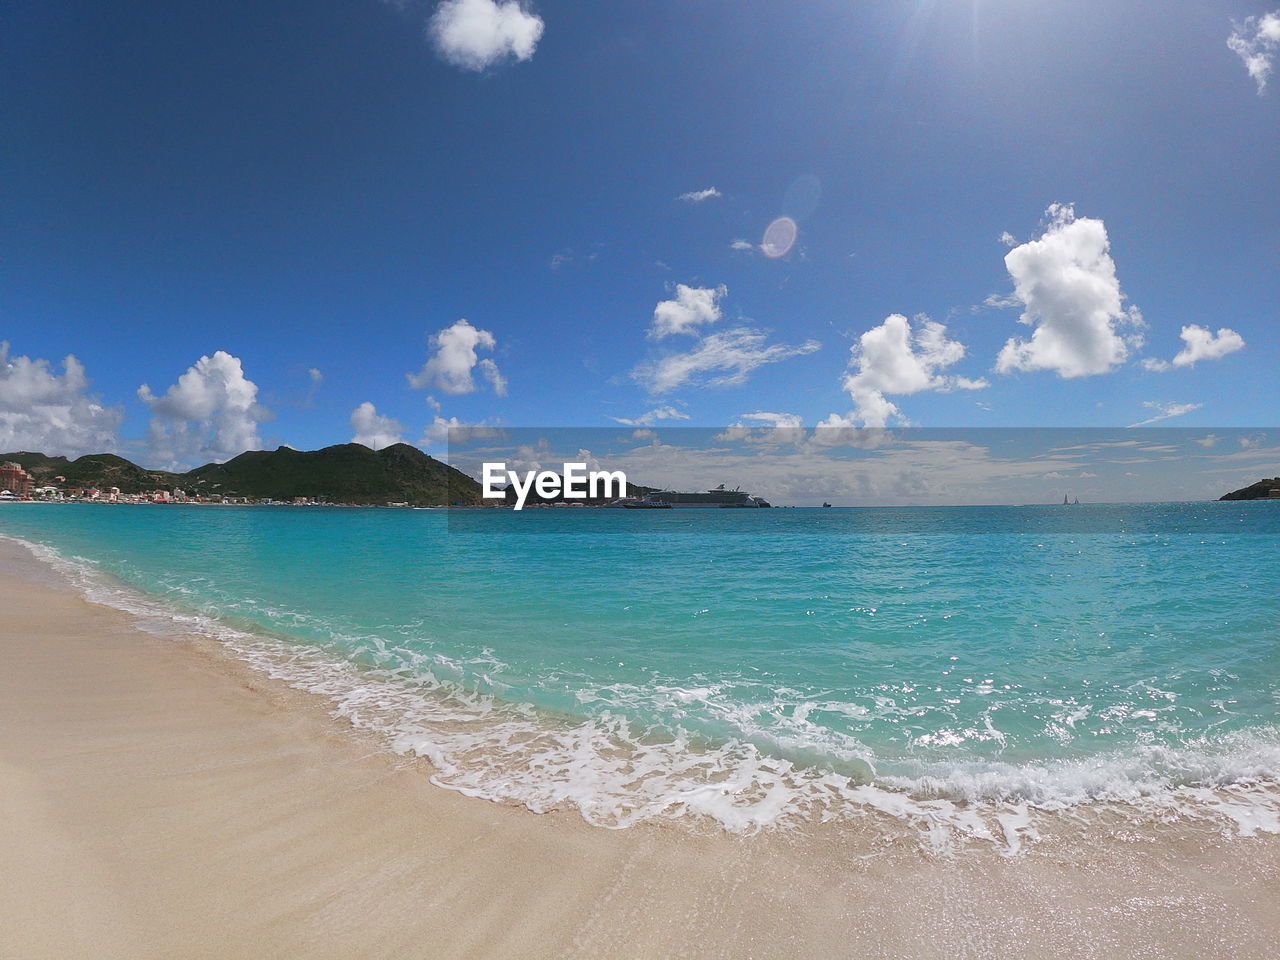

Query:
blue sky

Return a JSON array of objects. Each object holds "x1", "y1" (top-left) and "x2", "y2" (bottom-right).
[{"x1": 2, "y1": 0, "x2": 1277, "y2": 469}]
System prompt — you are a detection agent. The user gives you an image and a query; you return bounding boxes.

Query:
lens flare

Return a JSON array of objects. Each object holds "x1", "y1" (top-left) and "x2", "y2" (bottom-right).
[{"x1": 761, "y1": 217, "x2": 797, "y2": 259}]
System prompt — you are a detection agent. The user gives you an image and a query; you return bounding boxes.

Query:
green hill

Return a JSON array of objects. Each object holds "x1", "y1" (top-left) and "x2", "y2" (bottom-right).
[
  {"x1": 2, "y1": 451, "x2": 182, "y2": 493},
  {"x1": 2, "y1": 444, "x2": 481, "y2": 505},
  {"x1": 185, "y1": 443, "x2": 481, "y2": 505}
]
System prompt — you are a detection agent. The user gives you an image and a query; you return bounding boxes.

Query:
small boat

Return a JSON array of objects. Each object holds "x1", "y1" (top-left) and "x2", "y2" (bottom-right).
[{"x1": 822, "y1": 502, "x2": 832, "y2": 508}]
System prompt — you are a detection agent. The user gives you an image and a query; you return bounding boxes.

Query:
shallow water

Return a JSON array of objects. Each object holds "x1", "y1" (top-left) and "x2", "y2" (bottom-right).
[{"x1": 2, "y1": 502, "x2": 1277, "y2": 847}]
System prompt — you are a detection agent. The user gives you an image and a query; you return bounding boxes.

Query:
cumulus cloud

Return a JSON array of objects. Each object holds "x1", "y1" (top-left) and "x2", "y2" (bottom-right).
[
  {"x1": 1128, "y1": 401, "x2": 1204, "y2": 428},
  {"x1": 350, "y1": 402, "x2": 404, "y2": 450},
  {"x1": 994, "y1": 204, "x2": 1144, "y2": 379},
  {"x1": 678, "y1": 187, "x2": 722, "y2": 203},
  {"x1": 1141, "y1": 324, "x2": 1245, "y2": 371},
  {"x1": 0, "y1": 342, "x2": 123, "y2": 457},
  {"x1": 421, "y1": 416, "x2": 501, "y2": 448},
  {"x1": 608, "y1": 405, "x2": 690, "y2": 427},
  {"x1": 408, "y1": 319, "x2": 506, "y2": 396},
  {"x1": 429, "y1": 0, "x2": 544, "y2": 71},
  {"x1": 834, "y1": 315, "x2": 987, "y2": 428},
  {"x1": 1228, "y1": 11, "x2": 1280, "y2": 93},
  {"x1": 650, "y1": 284, "x2": 727, "y2": 339},
  {"x1": 421, "y1": 415, "x2": 460, "y2": 447},
  {"x1": 138, "y1": 351, "x2": 269, "y2": 467},
  {"x1": 636, "y1": 328, "x2": 820, "y2": 394}
]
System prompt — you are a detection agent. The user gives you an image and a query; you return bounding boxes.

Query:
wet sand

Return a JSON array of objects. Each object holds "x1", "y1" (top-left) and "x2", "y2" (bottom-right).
[{"x1": 1, "y1": 538, "x2": 1277, "y2": 959}]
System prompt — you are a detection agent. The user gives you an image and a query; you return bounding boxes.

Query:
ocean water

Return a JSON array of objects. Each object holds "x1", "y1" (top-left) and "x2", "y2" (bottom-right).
[{"x1": 3, "y1": 502, "x2": 1278, "y2": 851}]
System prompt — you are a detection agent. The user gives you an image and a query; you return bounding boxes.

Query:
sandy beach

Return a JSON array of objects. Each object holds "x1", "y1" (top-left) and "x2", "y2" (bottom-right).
[{"x1": 1, "y1": 538, "x2": 1278, "y2": 960}]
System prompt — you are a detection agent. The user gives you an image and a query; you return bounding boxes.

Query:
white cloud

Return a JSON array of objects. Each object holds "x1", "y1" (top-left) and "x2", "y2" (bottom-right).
[
  {"x1": 716, "y1": 411, "x2": 806, "y2": 445},
  {"x1": 1141, "y1": 324, "x2": 1245, "y2": 371},
  {"x1": 303, "y1": 367, "x2": 324, "y2": 406},
  {"x1": 429, "y1": 0, "x2": 544, "y2": 71},
  {"x1": 1128, "y1": 401, "x2": 1204, "y2": 428},
  {"x1": 729, "y1": 239, "x2": 757, "y2": 253},
  {"x1": 678, "y1": 187, "x2": 722, "y2": 203},
  {"x1": 999, "y1": 231, "x2": 1017, "y2": 248},
  {"x1": 737, "y1": 411, "x2": 803, "y2": 430},
  {"x1": 350, "y1": 402, "x2": 404, "y2": 450},
  {"x1": 636, "y1": 328, "x2": 820, "y2": 394},
  {"x1": 1228, "y1": 11, "x2": 1280, "y2": 93},
  {"x1": 0, "y1": 342, "x2": 123, "y2": 457},
  {"x1": 138, "y1": 351, "x2": 269, "y2": 467},
  {"x1": 421, "y1": 416, "x2": 500, "y2": 449},
  {"x1": 835, "y1": 315, "x2": 987, "y2": 428},
  {"x1": 994, "y1": 204, "x2": 1143, "y2": 379},
  {"x1": 477, "y1": 357, "x2": 508, "y2": 395},
  {"x1": 420, "y1": 415, "x2": 458, "y2": 447},
  {"x1": 408, "y1": 319, "x2": 507, "y2": 396},
  {"x1": 609, "y1": 405, "x2": 690, "y2": 427},
  {"x1": 650, "y1": 284, "x2": 727, "y2": 339}
]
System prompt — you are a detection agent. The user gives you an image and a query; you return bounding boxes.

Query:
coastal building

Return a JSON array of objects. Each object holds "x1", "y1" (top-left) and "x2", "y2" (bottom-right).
[{"x1": 0, "y1": 462, "x2": 34, "y2": 497}]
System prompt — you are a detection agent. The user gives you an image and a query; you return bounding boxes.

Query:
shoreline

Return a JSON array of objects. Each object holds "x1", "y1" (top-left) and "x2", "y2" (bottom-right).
[{"x1": 2, "y1": 539, "x2": 1279, "y2": 957}]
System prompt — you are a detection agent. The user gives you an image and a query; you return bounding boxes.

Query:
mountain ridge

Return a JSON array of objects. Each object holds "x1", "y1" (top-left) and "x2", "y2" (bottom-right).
[{"x1": 2, "y1": 444, "x2": 482, "y2": 506}]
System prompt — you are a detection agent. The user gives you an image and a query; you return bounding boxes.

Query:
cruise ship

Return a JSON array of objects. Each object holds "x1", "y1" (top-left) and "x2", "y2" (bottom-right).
[{"x1": 621, "y1": 484, "x2": 771, "y2": 509}]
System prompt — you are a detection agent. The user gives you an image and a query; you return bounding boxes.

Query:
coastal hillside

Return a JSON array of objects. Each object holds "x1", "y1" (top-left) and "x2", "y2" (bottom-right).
[
  {"x1": 2, "y1": 451, "x2": 183, "y2": 493},
  {"x1": 1219, "y1": 478, "x2": 1280, "y2": 500},
  {"x1": 185, "y1": 443, "x2": 482, "y2": 505},
  {"x1": 2, "y1": 444, "x2": 482, "y2": 506}
]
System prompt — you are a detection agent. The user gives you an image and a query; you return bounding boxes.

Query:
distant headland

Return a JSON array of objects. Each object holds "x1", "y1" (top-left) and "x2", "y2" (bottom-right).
[{"x1": 1219, "y1": 478, "x2": 1280, "y2": 501}]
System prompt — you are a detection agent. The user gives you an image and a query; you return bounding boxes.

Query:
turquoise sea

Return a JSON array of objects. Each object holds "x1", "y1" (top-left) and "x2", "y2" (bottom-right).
[{"x1": 3, "y1": 502, "x2": 1278, "y2": 848}]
